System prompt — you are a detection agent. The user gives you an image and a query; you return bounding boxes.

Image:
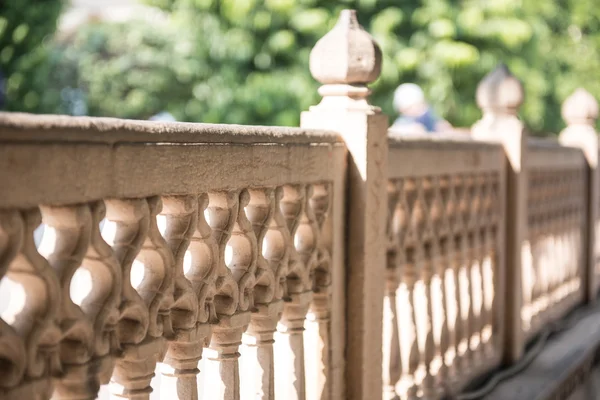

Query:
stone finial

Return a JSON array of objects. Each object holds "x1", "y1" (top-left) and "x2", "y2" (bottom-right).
[
  {"x1": 476, "y1": 64, "x2": 524, "y2": 115},
  {"x1": 561, "y1": 88, "x2": 598, "y2": 126},
  {"x1": 309, "y1": 9, "x2": 382, "y2": 86}
]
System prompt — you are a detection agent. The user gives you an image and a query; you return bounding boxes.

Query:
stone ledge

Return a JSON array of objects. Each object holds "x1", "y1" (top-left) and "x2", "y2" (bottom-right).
[
  {"x1": 463, "y1": 303, "x2": 600, "y2": 400},
  {"x1": 0, "y1": 112, "x2": 343, "y2": 145}
]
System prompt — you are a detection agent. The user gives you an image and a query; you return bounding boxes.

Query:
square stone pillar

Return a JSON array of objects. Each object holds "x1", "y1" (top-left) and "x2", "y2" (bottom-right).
[
  {"x1": 559, "y1": 88, "x2": 599, "y2": 304},
  {"x1": 471, "y1": 64, "x2": 526, "y2": 363},
  {"x1": 301, "y1": 9, "x2": 388, "y2": 400}
]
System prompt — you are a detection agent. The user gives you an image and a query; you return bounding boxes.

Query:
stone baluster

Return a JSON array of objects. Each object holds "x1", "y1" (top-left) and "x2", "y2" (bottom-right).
[
  {"x1": 453, "y1": 176, "x2": 473, "y2": 373},
  {"x1": 479, "y1": 175, "x2": 496, "y2": 358},
  {"x1": 432, "y1": 177, "x2": 450, "y2": 384},
  {"x1": 466, "y1": 175, "x2": 483, "y2": 365},
  {"x1": 242, "y1": 188, "x2": 281, "y2": 400},
  {"x1": 439, "y1": 237, "x2": 457, "y2": 383},
  {"x1": 0, "y1": 209, "x2": 62, "y2": 399},
  {"x1": 402, "y1": 247, "x2": 422, "y2": 400},
  {"x1": 396, "y1": 179, "x2": 421, "y2": 400},
  {"x1": 440, "y1": 177, "x2": 460, "y2": 386},
  {"x1": 102, "y1": 198, "x2": 153, "y2": 399},
  {"x1": 38, "y1": 204, "x2": 96, "y2": 399},
  {"x1": 159, "y1": 195, "x2": 205, "y2": 400},
  {"x1": 560, "y1": 88, "x2": 599, "y2": 304},
  {"x1": 203, "y1": 190, "x2": 256, "y2": 400},
  {"x1": 301, "y1": 9, "x2": 387, "y2": 400},
  {"x1": 472, "y1": 63, "x2": 526, "y2": 362},
  {"x1": 305, "y1": 183, "x2": 333, "y2": 400},
  {"x1": 0, "y1": 211, "x2": 35, "y2": 397},
  {"x1": 383, "y1": 182, "x2": 401, "y2": 400},
  {"x1": 275, "y1": 184, "x2": 311, "y2": 400},
  {"x1": 418, "y1": 178, "x2": 442, "y2": 399},
  {"x1": 419, "y1": 242, "x2": 442, "y2": 400}
]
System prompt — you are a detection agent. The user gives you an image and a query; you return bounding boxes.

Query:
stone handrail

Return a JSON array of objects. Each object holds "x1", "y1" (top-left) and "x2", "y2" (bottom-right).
[{"x1": 0, "y1": 113, "x2": 347, "y2": 400}]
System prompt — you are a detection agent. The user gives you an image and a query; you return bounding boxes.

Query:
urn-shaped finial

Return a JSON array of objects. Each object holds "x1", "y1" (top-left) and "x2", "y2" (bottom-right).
[
  {"x1": 562, "y1": 88, "x2": 598, "y2": 126},
  {"x1": 309, "y1": 9, "x2": 382, "y2": 85},
  {"x1": 476, "y1": 64, "x2": 524, "y2": 115}
]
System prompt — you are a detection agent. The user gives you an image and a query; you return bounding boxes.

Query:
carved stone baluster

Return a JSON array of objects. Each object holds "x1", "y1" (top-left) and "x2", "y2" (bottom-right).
[
  {"x1": 479, "y1": 175, "x2": 496, "y2": 358},
  {"x1": 242, "y1": 188, "x2": 281, "y2": 400},
  {"x1": 276, "y1": 184, "x2": 312, "y2": 400},
  {"x1": 264, "y1": 188, "x2": 290, "y2": 304},
  {"x1": 396, "y1": 179, "x2": 421, "y2": 400},
  {"x1": 528, "y1": 171, "x2": 544, "y2": 327},
  {"x1": 383, "y1": 251, "x2": 401, "y2": 400},
  {"x1": 38, "y1": 205, "x2": 96, "y2": 399},
  {"x1": 71, "y1": 201, "x2": 122, "y2": 389},
  {"x1": 438, "y1": 238, "x2": 455, "y2": 383},
  {"x1": 0, "y1": 211, "x2": 29, "y2": 395},
  {"x1": 102, "y1": 198, "x2": 152, "y2": 399},
  {"x1": 418, "y1": 178, "x2": 442, "y2": 399},
  {"x1": 0, "y1": 209, "x2": 61, "y2": 399},
  {"x1": 305, "y1": 183, "x2": 333, "y2": 400},
  {"x1": 204, "y1": 190, "x2": 256, "y2": 400},
  {"x1": 383, "y1": 182, "x2": 401, "y2": 400},
  {"x1": 453, "y1": 176, "x2": 472, "y2": 377},
  {"x1": 440, "y1": 177, "x2": 459, "y2": 386},
  {"x1": 159, "y1": 196, "x2": 205, "y2": 400},
  {"x1": 419, "y1": 241, "x2": 442, "y2": 400},
  {"x1": 430, "y1": 177, "x2": 450, "y2": 386},
  {"x1": 466, "y1": 175, "x2": 483, "y2": 365},
  {"x1": 434, "y1": 177, "x2": 451, "y2": 384}
]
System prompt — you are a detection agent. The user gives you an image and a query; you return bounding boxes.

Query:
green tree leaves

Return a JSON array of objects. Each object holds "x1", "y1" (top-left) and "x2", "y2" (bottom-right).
[
  {"x1": 0, "y1": 0, "x2": 63, "y2": 112},
  {"x1": 6, "y1": 0, "x2": 600, "y2": 135}
]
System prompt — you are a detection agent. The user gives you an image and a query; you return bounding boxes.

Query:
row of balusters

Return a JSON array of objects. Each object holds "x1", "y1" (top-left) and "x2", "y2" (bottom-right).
[
  {"x1": 383, "y1": 174, "x2": 502, "y2": 400},
  {"x1": 0, "y1": 183, "x2": 332, "y2": 400},
  {"x1": 523, "y1": 167, "x2": 586, "y2": 337}
]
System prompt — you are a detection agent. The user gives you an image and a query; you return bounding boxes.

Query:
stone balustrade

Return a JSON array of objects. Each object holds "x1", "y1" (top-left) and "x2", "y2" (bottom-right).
[
  {"x1": 0, "y1": 114, "x2": 346, "y2": 400},
  {"x1": 1, "y1": 8, "x2": 600, "y2": 400},
  {"x1": 384, "y1": 136, "x2": 506, "y2": 399},
  {"x1": 523, "y1": 139, "x2": 587, "y2": 340}
]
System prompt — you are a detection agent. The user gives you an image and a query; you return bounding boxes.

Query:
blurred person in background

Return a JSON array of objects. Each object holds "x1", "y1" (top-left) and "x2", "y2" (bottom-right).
[
  {"x1": 149, "y1": 111, "x2": 176, "y2": 122},
  {"x1": 390, "y1": 83, "x2": 452, "y2": 134}
]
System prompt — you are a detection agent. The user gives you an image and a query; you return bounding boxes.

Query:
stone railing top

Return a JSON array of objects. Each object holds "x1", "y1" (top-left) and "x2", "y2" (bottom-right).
[
  {"x1": 387, "y1": 132, "x2": 505, "y2": 179},
  {"x1": 0, "y1": 112, "x2": 346, "y2": 209},
  {"x1": 388, "y1": 131, "x2": 502, "y2": 150},
  {"x1": 527, "y1": 136, "x2": 583, "y2": 153},
  {"x1": 0, "y1": 112, "x2": 343, "y2": 145}
]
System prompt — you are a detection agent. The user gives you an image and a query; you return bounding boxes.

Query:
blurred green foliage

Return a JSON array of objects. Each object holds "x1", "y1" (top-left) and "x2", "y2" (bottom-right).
[
  {"x1": 9, "y1": 0, "x2": 600, "y2": 133},
  {"x1": 0, "y1": 0, "x2": 63, "y2": 112}
]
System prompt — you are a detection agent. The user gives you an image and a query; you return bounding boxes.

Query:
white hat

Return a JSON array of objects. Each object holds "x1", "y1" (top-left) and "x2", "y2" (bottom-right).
[{"x1": 393, "y1": 83, "x2": 425, "y2": 112}]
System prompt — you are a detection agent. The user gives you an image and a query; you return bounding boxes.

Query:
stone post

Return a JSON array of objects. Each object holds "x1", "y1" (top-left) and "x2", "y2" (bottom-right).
[
  {"x1": 301, "y1": 9, "x2": 388, "y2": 400},
  {"x1": 559, "y1": 88, "x2": 599, "y2": 304},
  {"x1": 471, "y1": 64, "x2": 526, "y2": 363}
]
